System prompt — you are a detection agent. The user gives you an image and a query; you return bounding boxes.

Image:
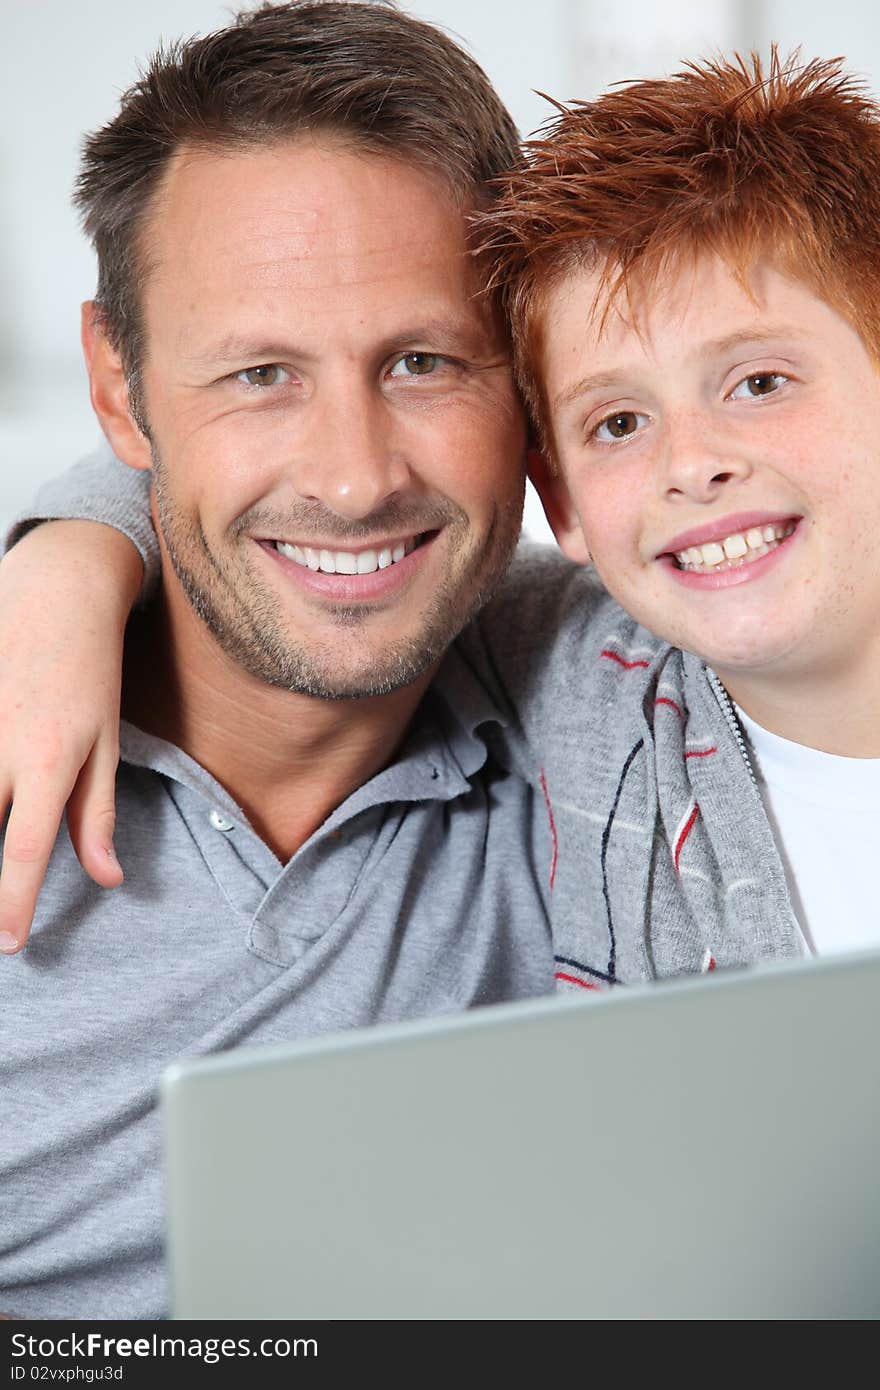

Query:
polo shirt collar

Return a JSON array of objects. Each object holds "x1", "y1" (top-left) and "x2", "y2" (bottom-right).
[{"x1": 117, "y1": 643, "x2": 507, "y2": 830}]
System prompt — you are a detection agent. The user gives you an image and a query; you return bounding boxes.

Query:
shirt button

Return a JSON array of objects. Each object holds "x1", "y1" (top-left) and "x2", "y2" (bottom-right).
[{"x1": 209, "y1": 810, "x2": 235, "y2": 833}]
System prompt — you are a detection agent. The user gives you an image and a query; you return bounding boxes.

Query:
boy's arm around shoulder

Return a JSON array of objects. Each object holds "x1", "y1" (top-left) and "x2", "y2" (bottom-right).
[{"x1": 0, "y1": 444, "x2": 154, "y2": 953}]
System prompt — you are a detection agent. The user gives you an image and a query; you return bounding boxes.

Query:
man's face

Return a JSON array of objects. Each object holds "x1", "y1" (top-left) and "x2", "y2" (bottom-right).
[
  {"x1": 534, "y1": 254, "x2": 880, "y2": 695},
  {"x1": 134, "y1": 138, "x2": 525, "y2": 698}
]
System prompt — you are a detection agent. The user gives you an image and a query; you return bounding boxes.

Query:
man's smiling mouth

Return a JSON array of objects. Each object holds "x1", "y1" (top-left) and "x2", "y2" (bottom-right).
[
  {"x1": 271, "y1": 533, "x2": 431, "y2": 576},
  {"x1": 673, "y1": 520, "x2": 797, "y2": 574}
]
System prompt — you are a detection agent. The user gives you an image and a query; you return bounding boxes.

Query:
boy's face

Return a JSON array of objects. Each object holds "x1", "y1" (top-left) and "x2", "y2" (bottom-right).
[{"x1": 533, "y1": 254, "x2": 880, "y2": 695}]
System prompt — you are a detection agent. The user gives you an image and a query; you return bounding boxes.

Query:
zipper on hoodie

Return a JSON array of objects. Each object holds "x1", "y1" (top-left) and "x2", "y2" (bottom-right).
[
  {"x1": 705, "y1": 668, "x2": 759, "y2": 788},
  {"x1": 705, "y1": 669, "x2": 812, "y2": 957}
]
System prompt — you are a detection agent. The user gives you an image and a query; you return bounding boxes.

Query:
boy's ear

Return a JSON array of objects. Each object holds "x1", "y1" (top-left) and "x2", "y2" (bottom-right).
[
  {"x1": 527, "y1": 448, "x2": 591, "y2": 564},
  {"x1": 81, "y1": 301, "x2": 152, "y2": 471}
]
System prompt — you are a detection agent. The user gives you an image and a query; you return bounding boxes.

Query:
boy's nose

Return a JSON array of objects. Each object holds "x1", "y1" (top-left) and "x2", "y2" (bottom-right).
[{"x1": 657, "y1": 419, "x2": 752, "y2": 503}]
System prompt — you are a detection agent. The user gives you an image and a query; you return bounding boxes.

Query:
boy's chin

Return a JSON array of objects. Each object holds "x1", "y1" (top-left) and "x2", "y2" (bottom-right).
[
  {"x1": 603, "y1": 576, "x2": 805, "y2": 677},
  {"x1": 678, "y1": 632, "x2": 801, "y2": 681},
  {"x1": 654, "y1": 616, "x2": 799, "y2": 678}
]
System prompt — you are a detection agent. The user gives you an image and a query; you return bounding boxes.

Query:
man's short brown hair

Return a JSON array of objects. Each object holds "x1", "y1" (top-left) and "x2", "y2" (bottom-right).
[
  {"x1": 479, "y1": 50, "x2": 880, "y2": 453},
  {"x1": 76, "y1": 0, "x2": 520, "y2": 392}
]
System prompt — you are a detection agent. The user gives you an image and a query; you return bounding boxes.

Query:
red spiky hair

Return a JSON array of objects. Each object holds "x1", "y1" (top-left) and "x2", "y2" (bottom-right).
[{"x1": 478, "y1": 49, "x2": 880, "y2": 451}]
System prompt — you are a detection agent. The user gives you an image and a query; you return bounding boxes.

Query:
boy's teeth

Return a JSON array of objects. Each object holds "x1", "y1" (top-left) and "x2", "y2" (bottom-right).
[
  {"x1": 675, "y1": 521, "x2": 795, "y2": 573},
  {"x1": 722, "y1": 533, "x2": 748, "y2": 560},
  {"x1": 274, "y1": 537, "x2": 417, "y2": 575}
]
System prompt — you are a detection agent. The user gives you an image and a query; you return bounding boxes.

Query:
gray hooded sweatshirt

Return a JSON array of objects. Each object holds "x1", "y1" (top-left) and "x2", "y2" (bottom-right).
[{"x1": 459, "y1": 545, "x2": 805, "y2": 987}]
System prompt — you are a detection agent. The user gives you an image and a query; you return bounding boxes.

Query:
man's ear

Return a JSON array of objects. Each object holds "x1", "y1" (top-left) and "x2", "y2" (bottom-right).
[
  {"x1": 527, "y1": 448, "x2": 591, "y2": 564},
  {"x1": 81, "y1": 302, "x2": 152, "y2": 471}
]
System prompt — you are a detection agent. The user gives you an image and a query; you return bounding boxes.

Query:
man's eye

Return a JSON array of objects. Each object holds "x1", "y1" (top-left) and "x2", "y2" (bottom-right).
[
  {"x1": 593, "y1": 411, "x2": 649, "y2": 442},
  {"x1": 729, "y1": 372, "x2": 788, "y2": 399},
  {"x1": 389, "y1": 352, "x2": 441, "y2": 378},
  {"x1": 236, "y1": 364, "x2": 290, "y2": 387}
]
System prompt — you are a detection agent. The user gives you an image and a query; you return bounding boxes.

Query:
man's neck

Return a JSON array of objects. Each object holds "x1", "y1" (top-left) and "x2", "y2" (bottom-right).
[{"x1": 122, "y1": 594, "x2": 434, "y2": 862}]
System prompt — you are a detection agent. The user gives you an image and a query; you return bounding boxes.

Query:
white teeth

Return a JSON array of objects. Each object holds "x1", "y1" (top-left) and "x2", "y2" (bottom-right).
[
  {"x1": 722, "y1": 533, "x2": 748, "y2": 560},
  {"x1": 274, "y1": 537, "x2": 421, "y2": 576},
  {"x1": 674, "y1": 521, "x2": 795, "y2": 573}
]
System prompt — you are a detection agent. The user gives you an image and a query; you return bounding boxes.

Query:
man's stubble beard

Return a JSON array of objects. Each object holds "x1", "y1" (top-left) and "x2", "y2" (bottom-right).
[{"x1": 151, "y1": 451, "x2": 524, "y2": 700}]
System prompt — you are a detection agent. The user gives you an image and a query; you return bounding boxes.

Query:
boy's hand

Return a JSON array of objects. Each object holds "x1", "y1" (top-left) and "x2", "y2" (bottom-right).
[{"x1": 0, "y1": 521, "x2": 142, "y2": 953}]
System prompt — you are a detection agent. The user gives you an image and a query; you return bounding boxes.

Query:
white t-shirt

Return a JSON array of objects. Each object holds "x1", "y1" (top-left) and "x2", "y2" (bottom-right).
[{"x1": 736, "y1": 706, "x2": 880, "y2": 957}]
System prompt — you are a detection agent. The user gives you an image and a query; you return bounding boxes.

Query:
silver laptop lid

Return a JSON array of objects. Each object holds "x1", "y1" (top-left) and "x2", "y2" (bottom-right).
[{"x1": 163, "y1": 951, "x2": 880, "y2": 1319}]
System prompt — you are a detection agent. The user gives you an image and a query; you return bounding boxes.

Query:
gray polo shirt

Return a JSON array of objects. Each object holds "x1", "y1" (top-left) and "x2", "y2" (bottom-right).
[{"x1": 0, "y1": 645, "x2": 554, "y2": 1320}]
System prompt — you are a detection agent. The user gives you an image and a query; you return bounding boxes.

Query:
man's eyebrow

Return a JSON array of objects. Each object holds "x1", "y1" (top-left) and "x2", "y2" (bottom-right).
[
  {"x1": 389, "y1": 317, "x2": 502, "y2": 354},
  {"x1": 552, "y1": 325, "x2": 809, "y2": 411},
  {"x1": 181, "y1": 337, "x2": 316, "y2": 369}
]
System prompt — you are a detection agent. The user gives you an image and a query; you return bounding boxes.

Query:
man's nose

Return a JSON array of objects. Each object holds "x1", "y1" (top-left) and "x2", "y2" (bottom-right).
[
  {"x1": 656, "y1": 414, "x2": 752, "y2": 504},
  {"x1": 292, "y1": 384, "x2": 412, "y2": 521}
]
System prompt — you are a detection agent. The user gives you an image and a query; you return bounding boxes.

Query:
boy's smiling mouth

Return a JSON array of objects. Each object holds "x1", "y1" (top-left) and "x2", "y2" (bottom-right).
[
  {"x1": 674, "y1": 520, "x2": 797, "y2": 573},
  {"x1": 657, "y1": 513, "x2": 801, "y2": 576}
]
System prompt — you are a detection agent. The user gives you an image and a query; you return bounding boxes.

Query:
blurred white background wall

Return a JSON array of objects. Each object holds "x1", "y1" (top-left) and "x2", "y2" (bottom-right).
[{"x1": 2, "y1": 0, "x2": 879, "y2": 539}]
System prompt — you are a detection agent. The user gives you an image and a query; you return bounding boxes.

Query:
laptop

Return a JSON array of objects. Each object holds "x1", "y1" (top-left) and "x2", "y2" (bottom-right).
[{"x1": 162, "y1": 951, "x2": 880, "y2": 1319}]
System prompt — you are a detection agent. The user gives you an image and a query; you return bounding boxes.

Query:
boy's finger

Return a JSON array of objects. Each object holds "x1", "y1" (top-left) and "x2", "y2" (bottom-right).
[
  {"x1": 65, "y1": 740, "x2": 123, "y2": 889},
  {"x1": 0, "y1": 796, "x2": 65, "y2": 953}
]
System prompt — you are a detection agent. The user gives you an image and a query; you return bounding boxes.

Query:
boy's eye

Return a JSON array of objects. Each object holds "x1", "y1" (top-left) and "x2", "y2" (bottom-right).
[
  {"x1": 594, "y1": 410, "x2": 649, "y2": 442},
  {"x1": 729, "y1": 371, "x2": 788, "y2": 399},
  {"x1": 236, "y1": 364, "x2": 291, "y2": 387},
  {"x1": 389, "y1": 352, "x2": 441, "y2": 377}
]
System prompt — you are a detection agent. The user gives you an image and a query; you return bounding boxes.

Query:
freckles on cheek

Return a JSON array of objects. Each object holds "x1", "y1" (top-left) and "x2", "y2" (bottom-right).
[{"x1": 576, "y1": 484, "x2": 630, "y2": 553}]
